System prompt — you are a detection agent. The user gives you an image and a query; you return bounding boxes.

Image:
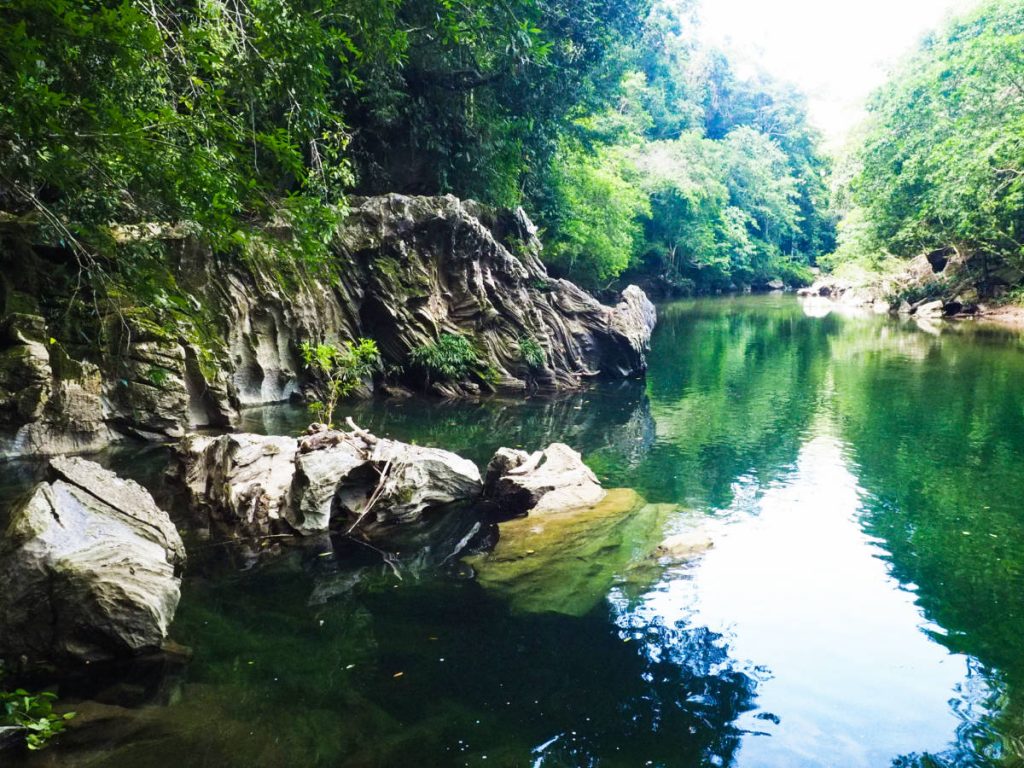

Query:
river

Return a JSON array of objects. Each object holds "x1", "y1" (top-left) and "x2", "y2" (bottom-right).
[{"x1": 8, "y1": 294, "x2": 1024, "y2": 767}]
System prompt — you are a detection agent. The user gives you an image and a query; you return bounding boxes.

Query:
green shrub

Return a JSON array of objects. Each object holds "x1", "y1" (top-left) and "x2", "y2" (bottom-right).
[
  {"x1": 409, "y1": 333, "x2": 479, "y2": 382},
  {"x1": 519, "y1": 337, "x2": 546, "y2": 370},
  {"x1": 774, "y1": 259, "x2": 815, "y2": 288},
  {"x1": 300, "y1": 338, "x2": 381, "y2": 427},
  {"x1": 0, "y1": 687, "x2": 75, "y2": 751}
]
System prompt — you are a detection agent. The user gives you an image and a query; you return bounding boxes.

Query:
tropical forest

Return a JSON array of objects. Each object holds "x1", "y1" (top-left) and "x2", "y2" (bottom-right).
[{"x1": 0, "y1": 0, "x2": 1023, "y2": 766}]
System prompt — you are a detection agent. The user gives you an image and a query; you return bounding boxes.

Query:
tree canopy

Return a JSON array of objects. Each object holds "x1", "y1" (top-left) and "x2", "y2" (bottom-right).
[
  {"x1": 831, "y1": 0, "x2": 1024, "y2": 272},
  {"x1": 0, "y1": 0, "x2": 834, "y2": 294}
]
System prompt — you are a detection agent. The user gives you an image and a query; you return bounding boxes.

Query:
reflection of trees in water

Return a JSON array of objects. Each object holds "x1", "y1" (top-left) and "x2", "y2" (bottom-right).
[
  {"x1": 832, "y1": 322, "x2": 1024, "y2": 766},
  {"x1": 37, "y1": 554, "x2": 761, "y2": 768},
  {"x1": 240, "y1": 379, "x2": 657, "y2": 471},
  {"x1": 639, "y1": 298, "x2": 839, "y2": 508}
]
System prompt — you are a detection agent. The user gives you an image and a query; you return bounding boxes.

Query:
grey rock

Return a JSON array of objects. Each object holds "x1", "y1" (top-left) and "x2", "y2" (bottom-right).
[
  {"x1": 1, "y1": 196, "x2": 657, "y2": 455},
  {"x1": 485, "y1": 442, "x2": 606, "y2": 516},
  {"x1": 366, "y1": 438, "x2": 482, "y2": 524},
  {"x1": 915, "y1": 300, "x2": 946, "y2": 318},
  {"x1": 0, "y1": 458, "x2": 183, "y2": 663},
  {"x1": 179, "y1": 425, "x2": 483, "y2": 535},
  {"x1": 289, "y1": 441, "x2": 368, "y2": 534},
  {"x1": 177, "y1": 433, "x2": 297, "y2": 539}
]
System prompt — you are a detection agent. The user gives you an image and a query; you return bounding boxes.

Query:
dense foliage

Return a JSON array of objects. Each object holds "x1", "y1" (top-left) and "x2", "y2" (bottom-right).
[
  {"x1": 0, "y1": 0, "x2": 833, "y2": 296},
  {"x1": 830, "y1": 0, "x2": 1024, "y2": 273},
  {"x1": 540, "y1": 1, "x2": 833, "y2": 291}
]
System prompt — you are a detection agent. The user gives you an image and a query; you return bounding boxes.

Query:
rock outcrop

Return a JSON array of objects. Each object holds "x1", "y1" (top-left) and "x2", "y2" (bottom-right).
[
  {"x1": 0, "y1": 457, "x2": 184, "y2": 663},
  {"x1": 483, "y1": 442, "x2": 606, "y2": 516},
  {"x1": 176, "y1": 423, "x2": 482, "y2": 538},
  {"x1": 0, "y1": 195, "x2": 656, "y2": 456},
  {"x1": 177, "y1": 433, "x2": 298, "y2": 539}
]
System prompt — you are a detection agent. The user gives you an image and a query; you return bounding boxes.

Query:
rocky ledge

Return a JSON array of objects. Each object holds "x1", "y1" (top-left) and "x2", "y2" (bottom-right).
[
  {"x1": 797, "y1": 247, "x2": 1024, "y2": 323},
  {"x1": 0, "y1": 195, "x2": 656, "y2": 457}
]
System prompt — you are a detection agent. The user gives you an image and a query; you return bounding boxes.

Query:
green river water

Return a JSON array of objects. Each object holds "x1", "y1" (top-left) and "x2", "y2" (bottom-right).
[{"x1": 6, "y1": 294, "x2": 1024, "y2": 767}]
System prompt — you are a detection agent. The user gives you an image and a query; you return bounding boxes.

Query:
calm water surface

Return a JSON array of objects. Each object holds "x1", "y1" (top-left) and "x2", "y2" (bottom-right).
[{"x1": 8, "y1": 294, "x2": 1024, "y2": 767}]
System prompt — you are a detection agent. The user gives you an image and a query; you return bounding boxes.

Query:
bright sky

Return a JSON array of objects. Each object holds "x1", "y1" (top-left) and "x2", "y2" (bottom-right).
[{"x1": 697, "y1": 0, "x2": 978, "y2": 145}]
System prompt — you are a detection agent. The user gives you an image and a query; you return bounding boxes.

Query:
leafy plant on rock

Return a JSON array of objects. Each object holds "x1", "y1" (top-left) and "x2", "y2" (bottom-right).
[
  {"x1": 519, "y1": 337, "x2": 546, "y2": 370},
  {"x1": 409, "y1": 333, "x2": 480, "y2": 383},
  {"x1": 300, "y1": 338, "x2": 381, "y2": 427}
]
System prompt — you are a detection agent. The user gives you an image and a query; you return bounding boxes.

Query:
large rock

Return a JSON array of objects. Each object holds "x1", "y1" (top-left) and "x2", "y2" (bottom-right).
[
  {"x1": 484, "y1": 443, "x2": 606, "y2": 516},
  {"x1": 365, "y1": 437, "x2": 483, "y2": 524},
  {"x1": 0, "y1": 195, "x2": 656, "y2": 455},
  {"x1": 177, "y1": 433, "x2": 298, "y2": 539},
  {"x1": 0, "y1": 457, "x2": 183, "y2": 663},
  {"x1": 178, "y1": 425, "x2": 483, "y2": 536}
]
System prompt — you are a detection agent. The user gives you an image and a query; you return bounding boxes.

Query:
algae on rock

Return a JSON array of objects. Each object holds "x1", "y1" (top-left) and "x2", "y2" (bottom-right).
[{"x1": 466, "y1": 489, "x2": 677, "y2": 616}]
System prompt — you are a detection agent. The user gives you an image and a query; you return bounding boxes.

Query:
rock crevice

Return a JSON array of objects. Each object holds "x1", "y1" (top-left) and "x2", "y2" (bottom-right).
[{"x1": 0, "y1": 195, "x2": 656, "y2": 456}]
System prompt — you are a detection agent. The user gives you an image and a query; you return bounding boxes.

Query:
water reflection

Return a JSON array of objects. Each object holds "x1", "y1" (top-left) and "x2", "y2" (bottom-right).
[{"x1": 8, "y1": 295, "x2": 1024, "y2": 767}]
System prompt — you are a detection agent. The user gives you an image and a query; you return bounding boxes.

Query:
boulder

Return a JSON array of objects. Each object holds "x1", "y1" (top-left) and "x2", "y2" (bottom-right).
[
  {"x1": 0, "y1": 457, "x2": 183, "y2": 663},
  {"x1": 915, "y1": 300, "x2": 945, "y2": 318},
  {"x1": 289, "y1": 439, "x2": 369, "y2": 534},
  {"x1": 177, "y1": 424, "x2": 484, "y2": 536},
  {"x1": 366, "y1": 438, "x2": 483, "y2": 524},
  {"x1": 177, "y1": 433, "x2": 297, "y2": 539},
  {"x1": 484, "y1": 442, "x2": 606, "y2": 516}
]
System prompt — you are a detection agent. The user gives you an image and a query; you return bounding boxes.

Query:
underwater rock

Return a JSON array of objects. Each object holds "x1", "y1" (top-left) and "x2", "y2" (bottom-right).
[
  {"x1": 0, "y1": 457, "x2": 183, "y2": 663},
  {"x1": 466, "y1": 488, "x2": 673, "y2": 615},
  {"x1": 655, "y1": 531, "x2": 714, "y2": 561},
  {"x1": 484, "y1": 442, "x2": 605, "y2": 516}
]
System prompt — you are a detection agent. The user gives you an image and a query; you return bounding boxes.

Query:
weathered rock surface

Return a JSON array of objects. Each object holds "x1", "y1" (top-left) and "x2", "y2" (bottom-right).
[
  {"x1": 0, "y1": 457, "x2": 183, "y2": 663},
  {"x1": 0, "y1": 314, "x2": 113, "y2": 456},
  {"x1": 484, "y1": 442, "x2": 606, "y2": 516},
  {"x1": 1, "y1": 195, "x2": 656, "y2": 455},
  {"x1": 177, "y1": 433, "x2": 298, "y2": 539},
  {"x1": 177, "y1": 424, "x2": 482, "y2": 537}
]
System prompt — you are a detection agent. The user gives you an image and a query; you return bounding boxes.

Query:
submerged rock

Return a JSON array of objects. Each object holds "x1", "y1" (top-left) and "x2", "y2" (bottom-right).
[
  {"x1": 0, "y1": 457, "x2": 184, "y2": 663},
  {"x1": 484, "y1": 442, "x2": 605, "y2": 516},
  {"x1": 655, "y1": 531, "x2": 714, "y2": 561},
  {"x1": 467, "y1": 489, "x2": 673, "y2": 615}
]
